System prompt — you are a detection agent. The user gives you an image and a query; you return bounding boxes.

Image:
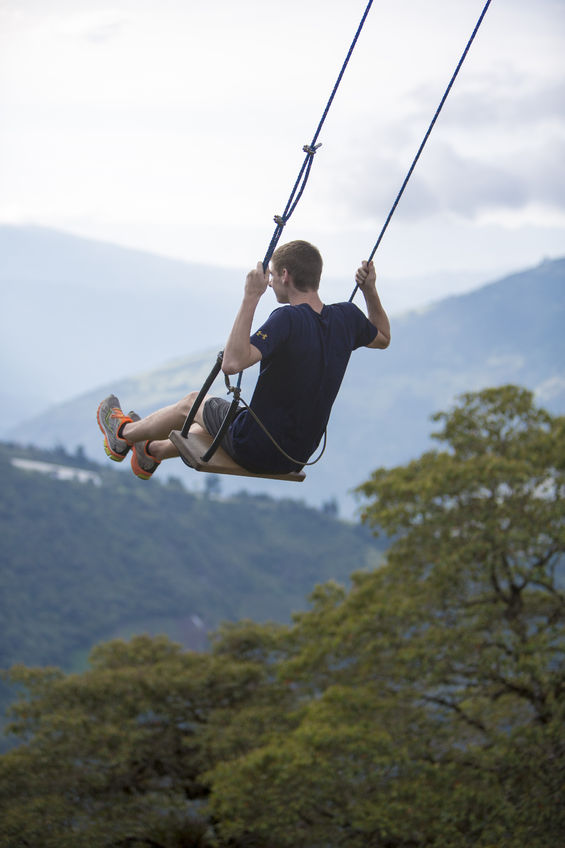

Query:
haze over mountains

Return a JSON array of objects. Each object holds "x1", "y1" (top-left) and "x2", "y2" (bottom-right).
[
  {"x1": 0, "y1": 225, "x2": 500, "y2": 418},
  {"x1": 1, "y1": 226, "x2": 563, "y2": 513}
]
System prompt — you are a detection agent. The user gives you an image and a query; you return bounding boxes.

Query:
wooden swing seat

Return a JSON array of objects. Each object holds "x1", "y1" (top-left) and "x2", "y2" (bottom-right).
[{"x1": 169, "y1": 429, "x2": 306, "y2": 482}]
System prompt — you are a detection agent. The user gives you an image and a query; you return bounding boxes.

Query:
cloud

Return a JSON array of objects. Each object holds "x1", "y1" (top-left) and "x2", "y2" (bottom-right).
[
  {"x1": 329, "y1": 131, "x2": 565, "y2": 227},
  {"x1": 522, "y1": 137, "x2": 565, "y2": 210},
  {"x1": 425, "y1": 136, "x2": 565, "y2": 220},
  {"x1": 55, "y1": 10, "x2": 128, "y2": 44},
  {"x1": 2, "y1": 0, "x2": 563, "y2": 281},
  {"x1": 430, "y1": 74, "x2": 565, "y2": 131},
  {"x1": 425, "y1": 145, "x2": 529, "y2": 218},
  {"x1": 326, "y1": 63, "x2": 565, "y2": 227}
]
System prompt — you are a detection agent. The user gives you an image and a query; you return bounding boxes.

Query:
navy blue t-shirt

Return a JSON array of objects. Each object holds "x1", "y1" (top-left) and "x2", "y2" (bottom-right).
[{"x1": 229, "y1": 302, "x2": 378, "y2": 474}]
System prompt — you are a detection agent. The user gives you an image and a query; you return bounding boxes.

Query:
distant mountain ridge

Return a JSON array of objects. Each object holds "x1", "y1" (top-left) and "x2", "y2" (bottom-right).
[
  {"x1": 0, "y1": 225, "x2": 254, "y2": 418},
  {"x1": 0, "y1": 225, "x2": 503, "y2": 420},
  {"x1": 7, "y1": 253, "x2": 564, "y2": 514}
]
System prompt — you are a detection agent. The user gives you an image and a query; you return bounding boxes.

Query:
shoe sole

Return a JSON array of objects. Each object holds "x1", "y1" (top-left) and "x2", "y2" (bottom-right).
[
  {"x1": 131, "y1": 453, "x2": 154, "y2": 480},
  {"x1": 128, "y1": 411, "x2": 157, "y2": 480},
  {"x1": 97, "y1": 402, "x2": 128, "y2": 462}
]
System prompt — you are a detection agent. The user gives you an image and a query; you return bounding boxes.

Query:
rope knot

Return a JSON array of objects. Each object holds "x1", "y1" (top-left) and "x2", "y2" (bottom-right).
[
  {"x1": 273, "y1": 214, "x2": 287, "y2": 227},
  {"x1": 303, "y1": 143, "x2": 322, "y2": 156},
  {"x1": 225, "y1": 378, "x2": 242, "y2": 401}
]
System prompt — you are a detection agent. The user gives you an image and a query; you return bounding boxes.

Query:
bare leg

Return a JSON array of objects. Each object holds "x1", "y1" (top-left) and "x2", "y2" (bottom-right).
[
  {"x1": 121, "y1": 391, "x2": 209, "y2": 445},
  {"x1": 145, "y1": 423, "x2": 208, "y2": 462}
]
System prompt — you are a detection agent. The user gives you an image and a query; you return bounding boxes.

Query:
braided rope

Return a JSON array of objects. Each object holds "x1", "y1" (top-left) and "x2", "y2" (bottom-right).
[
  {"x1": 349, "y1": 0, "x2": 493, "y2": 303},
  {"x1": 188, "y1": 0, "x2": 494, "y2": 471},
  {"x1": 201, "y1": 1, "x2": 375, "y2": 464},
  {"x1": 263, "y1": 0, "x2": 374, "y2": 271}
]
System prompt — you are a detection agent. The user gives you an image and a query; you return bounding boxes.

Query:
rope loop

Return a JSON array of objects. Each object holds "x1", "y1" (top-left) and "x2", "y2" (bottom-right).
[
  {"x1": 302, "y1": 143, "x2": 322, "y2": 156},
  {"x1": 262, "y1": 0, "x2": 374, "y2": 272},
  {"x1": 224, "y1": 370, "x2": 242, "y2": 398}
]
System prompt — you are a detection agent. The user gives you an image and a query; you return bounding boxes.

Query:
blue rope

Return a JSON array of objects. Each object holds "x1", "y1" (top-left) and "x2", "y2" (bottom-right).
[
  {"x1": 201, "y1": 1, "x2": 375, "y2": 465},
  {"x1": 263, "y1": 0, "x2": 374, "y2": 272},
  {"x1": 349, "y1": 0, "x2": 493, "y2": 302}
]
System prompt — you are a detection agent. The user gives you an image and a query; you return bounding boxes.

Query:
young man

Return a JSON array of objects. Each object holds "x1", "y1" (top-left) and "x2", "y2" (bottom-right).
[{"x1": 97, "y1": 240, "x2": 390, "y2": 479}]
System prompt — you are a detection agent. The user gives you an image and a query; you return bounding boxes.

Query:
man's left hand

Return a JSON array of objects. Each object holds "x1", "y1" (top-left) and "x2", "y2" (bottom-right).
[{"x1": 245, "y1": 262, "x2": 269, "y2": 299}]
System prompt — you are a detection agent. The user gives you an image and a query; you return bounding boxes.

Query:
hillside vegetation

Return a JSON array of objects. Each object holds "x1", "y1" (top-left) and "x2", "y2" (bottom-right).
[
  {"x1": 1, "y1": 386, "x2": 563, "y2": 847},
  {"x1": 0, "y1": 441, "x2": 384, "y2": 674}
]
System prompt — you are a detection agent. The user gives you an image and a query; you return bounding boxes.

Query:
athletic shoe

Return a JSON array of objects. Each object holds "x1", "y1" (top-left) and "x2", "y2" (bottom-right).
[
  {"x1": 128, "y1": 411, "x2": 160, "y2": 480},
  {"x1": 97, "y1": 395, "x2": 133, "y2": 462}
]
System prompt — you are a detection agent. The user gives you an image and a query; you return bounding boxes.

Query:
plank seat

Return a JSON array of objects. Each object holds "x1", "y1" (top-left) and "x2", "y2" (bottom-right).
[{"x1": 169, "y1": 430, "x2": 306, "y2": 482}]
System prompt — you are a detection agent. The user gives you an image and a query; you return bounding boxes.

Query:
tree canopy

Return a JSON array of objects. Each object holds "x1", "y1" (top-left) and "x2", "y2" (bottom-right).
[{"x1": 1, "y1": 385, "x2": 563, "y2": 848}]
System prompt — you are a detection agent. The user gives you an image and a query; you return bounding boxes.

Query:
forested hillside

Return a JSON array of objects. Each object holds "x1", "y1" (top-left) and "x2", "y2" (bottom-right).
[
  {"x1": 1, "y1": 387, "x2": 563, "y2": 847},
  {"x1": 0, "y1": 441, "x2": 384, "y2": 675}
]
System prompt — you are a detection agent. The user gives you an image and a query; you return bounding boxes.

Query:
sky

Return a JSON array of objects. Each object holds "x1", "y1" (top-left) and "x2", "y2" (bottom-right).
[{"x1": 1, "y1": 0, "x2": 564, "y2": 310}]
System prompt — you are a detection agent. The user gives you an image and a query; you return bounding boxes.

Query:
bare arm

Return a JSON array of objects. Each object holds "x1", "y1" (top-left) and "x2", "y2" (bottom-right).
[
  {"x1": 355, "y1": 260, "x2": 391, "y2": 349},
  {"x1": 221, "y1": 262, "x2": 266, "y2": 375}
]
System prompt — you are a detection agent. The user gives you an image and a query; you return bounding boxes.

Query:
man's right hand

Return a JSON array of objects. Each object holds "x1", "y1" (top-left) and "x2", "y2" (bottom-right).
[{"x1": 245, "y1": 262, "x2": 269, "y2": 299}]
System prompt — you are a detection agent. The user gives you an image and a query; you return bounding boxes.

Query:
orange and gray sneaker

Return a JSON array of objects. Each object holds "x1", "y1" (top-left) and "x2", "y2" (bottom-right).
[
  {"x1": 97, "y1": 394, "x2": 133, "y2": 462},
  {"x1": 128, "y1": 411, "x2": 160, "y2": 480}
]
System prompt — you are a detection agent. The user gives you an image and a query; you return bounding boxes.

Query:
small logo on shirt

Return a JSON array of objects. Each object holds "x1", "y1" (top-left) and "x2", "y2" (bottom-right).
[{"x1": 255, "y1": 330, "x2": 268, "y2": 340}]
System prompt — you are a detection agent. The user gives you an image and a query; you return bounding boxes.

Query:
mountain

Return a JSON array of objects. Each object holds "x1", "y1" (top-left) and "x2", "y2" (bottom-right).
[
  {"x1": 0, "y1": 225, "x2": 249, "y2": 420},
  {"x1": 0, "y1": 441, "x2": 384, "y2": 672},
  {"x1": 6, "y1": 250, "x2": 564, "y2": 514},
  {"x1": 0, "y1": 224, "x2": 503, "y2": 422}
]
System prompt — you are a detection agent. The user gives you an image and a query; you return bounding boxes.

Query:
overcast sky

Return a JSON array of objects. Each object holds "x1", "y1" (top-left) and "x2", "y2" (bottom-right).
[{"x1": 1, "y1": 0, "x2": 564, "y2": 309}]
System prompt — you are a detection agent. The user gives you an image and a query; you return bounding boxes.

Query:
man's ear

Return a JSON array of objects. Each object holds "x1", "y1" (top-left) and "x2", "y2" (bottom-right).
[{"x1": 281, "y1": 268, "x2": 290, "y2": 285}]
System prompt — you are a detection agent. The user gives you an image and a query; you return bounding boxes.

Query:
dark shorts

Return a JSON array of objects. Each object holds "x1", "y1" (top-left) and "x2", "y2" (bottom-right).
[{"x1": 202, "y1": 397, "x2": 239, "y2": 461}]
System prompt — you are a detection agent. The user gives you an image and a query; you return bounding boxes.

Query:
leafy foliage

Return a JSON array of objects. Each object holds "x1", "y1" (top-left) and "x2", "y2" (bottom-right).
[
  {"x1": 1, "y1": 387, "x2": 563, "y2": 847},
  {"x1": 0, "y1": 442, "x2": 382, "y2": 673},
  {"x1": 209, "y1": 387, "x2": 565, "y2": 847}
]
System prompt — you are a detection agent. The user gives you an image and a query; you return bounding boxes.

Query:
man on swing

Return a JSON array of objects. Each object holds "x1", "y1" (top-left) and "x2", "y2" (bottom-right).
[{"x1": 97, "y1": 240, "x2": 390, "y2": 479}]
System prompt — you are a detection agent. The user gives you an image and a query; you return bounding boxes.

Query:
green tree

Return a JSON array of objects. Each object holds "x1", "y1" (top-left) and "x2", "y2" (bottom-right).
[
  {"x1": 203, "y1": 475, "x2": 222, "y2": 499},
  {"x1": 2, "y1": 387, "x2": 564, "y2": 848},
  {"x1": 0, "y1": 629, "x2": 291, "y2": 848},
  {"x1": 208, "y1": 386, "x2": 565, "y2": 847}
]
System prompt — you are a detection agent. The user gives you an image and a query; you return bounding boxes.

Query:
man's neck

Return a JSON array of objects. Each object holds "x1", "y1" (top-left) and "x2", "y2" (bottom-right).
[{"x1": 287, "y1": 290, "x2": 324, "y2": 313}]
